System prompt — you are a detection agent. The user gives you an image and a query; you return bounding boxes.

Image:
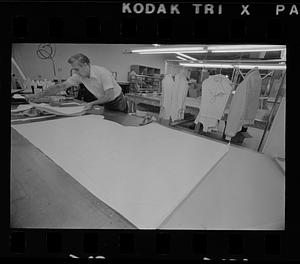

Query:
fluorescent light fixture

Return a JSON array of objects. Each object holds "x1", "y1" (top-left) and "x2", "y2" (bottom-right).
[
  {"x1": 176, "y1": 53, "x2": 197, "y2": 61},
  {"x1": 180, "y1": 63, "x2": 234, "y2": 69},
  {"x1": 236, "y1": 64, "x2": 286, "y2": 70},
  {"x1": 179, "y1": 63, "x2": 286, "y2": 70},
  {"x1": 212, "y1": 48, "x2": 285, "y2": 53},
  {"x1": 208, "y1": 45, "x2": 286, "y2": 53},
  {"x1": 261, "y1": 59, "x2": 286, "y2": 62},
  {"x1": 176, "y1": 56, "x2": 188, "y2": 61},
  {"x1": 132, "y1": 47, "x2": 205, "y2": 53},
  {"x1": 131, "y1": 45, "x2": 286, "y2": 54},
  {"x1": 138, "y1": 50, "x2": 207, "y2": 55},
  {"x1": 208, "y1": 45, "x2": 286, "y2": 50},
  {"x1": 174, "y1": 50, "x2": 208, "y2": 54}
]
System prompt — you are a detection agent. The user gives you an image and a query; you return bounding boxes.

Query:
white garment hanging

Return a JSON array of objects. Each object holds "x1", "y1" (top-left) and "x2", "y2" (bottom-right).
[
  {"x1": 243, "y1": 69, "x2": 263, "y2": 125},
  {"x1": 160, "y1": 74, "x2": 174, "y2": 120},
  {"x1": 225, "y1": 68, "x2": 262, "y2": 140},
  {"x1": 160, "y1": 72, "x2": 189, "y2": 122},
  {"x1": 170, "y1": 72, "x2": 189, "y2": 121},
  {"x1": 195, "y1": 74, "x2": 232, "y2": 132}
]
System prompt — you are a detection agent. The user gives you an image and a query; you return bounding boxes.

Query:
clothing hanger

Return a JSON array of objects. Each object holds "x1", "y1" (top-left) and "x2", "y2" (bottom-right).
[
  {"x1": 262, "y1": 70, "x2": 274, "y2": 80},
  {"x1": 168, "y1": 65, "x2": 179, "y2": 80}
]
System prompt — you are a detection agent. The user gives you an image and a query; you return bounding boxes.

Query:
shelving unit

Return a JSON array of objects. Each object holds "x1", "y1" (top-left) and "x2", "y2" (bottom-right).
[{"x1": 128, "y1": 65, "x2": 163, "y2": 94}]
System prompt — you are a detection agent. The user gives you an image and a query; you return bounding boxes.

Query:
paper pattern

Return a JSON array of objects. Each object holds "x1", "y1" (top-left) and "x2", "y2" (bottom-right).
[
  {"x1": 11, "y1": 104, "x2": 34, "y2": 113},
  {"x1": 30, "y1": 103, "x2": 88, "y2": 116}
]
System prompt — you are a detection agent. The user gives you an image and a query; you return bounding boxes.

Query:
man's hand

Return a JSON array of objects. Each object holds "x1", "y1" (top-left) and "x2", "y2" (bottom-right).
[
  {"x1": 82, "y1": 102, "x2": 94, "y2": 111},
  {"x1": 24, "y1": 83, "x2": 68, "y2": 103},
  {"x1": 23, "y1": 92, "x2": 43, "y2": 103}
]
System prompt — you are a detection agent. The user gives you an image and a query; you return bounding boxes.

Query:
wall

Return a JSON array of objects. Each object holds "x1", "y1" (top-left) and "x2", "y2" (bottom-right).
[
  {"x1": 12, "y1": 44, "x2": 167, "y2": 82},
  {"x1": 165, "y1": 61, "x2": 183, "y2": 75}
]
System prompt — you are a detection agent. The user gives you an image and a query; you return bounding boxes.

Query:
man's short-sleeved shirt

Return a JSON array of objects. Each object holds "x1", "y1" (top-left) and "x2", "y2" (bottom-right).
[{"x1": 66, "y1": 65, "x2": 122, "y2": 101}]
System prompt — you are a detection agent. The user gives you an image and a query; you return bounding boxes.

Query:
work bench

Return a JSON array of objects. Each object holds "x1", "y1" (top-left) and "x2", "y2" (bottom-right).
[
  {"x1": 125, "y1": 92, "x2": 270, "y2": 123},
  {"x1": 125, "y1": 93, "x2": 201, "y2": 117},
  {"x1": 10, "y1": 102, "x2": 285, "y2": 229}
]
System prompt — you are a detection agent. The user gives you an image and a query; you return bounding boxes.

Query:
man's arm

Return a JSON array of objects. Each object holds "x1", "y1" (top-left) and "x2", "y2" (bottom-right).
[
  {"x1": 26, "y1": 81, "x2": 73, "y2": 102},
  {"x1": 42, "y1": 81, "x2": 73, "y2": 96},
  {"x1": 85, "y1": 88, "x2": 114, "y2": 109}
]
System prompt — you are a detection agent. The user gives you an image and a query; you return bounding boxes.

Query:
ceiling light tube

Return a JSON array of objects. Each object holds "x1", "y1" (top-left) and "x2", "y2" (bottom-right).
[
  {"x1": 211, "y1": 48, "x2": 285, "y2": 53},
  {"x1": 137, "y1": 50, "x2": 208, "y2": 54},
  {"x1": 236, "y1": 64, "x2": 286, "y2": 70},
  {"x1": 179, "y1": 59, "x2": 285, "y2": 63},
  {"x1": 176, "y1": 53, "x2": 197, "y2": 61},
  {"x1": 170, "y1": 50, "x2": 208, "y2": 54},
  {"x1": 207, "y1": 45, "x2": 286, "y2": 50},
  {"x1": 176, "y1": 56, "x2": 188, "y2": 61},
  {"x1": 131, "y1": 47, "x2": 205, "y2": 53},
  {"x1": 179, "y1": 63, "x2": 286, "y2": 70},
  {"x1": 180, "y1": 63, "x2": 234, "y2": 69}
]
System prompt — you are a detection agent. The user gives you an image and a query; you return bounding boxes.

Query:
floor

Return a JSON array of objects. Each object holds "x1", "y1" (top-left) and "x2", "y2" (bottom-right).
[
  {"x1": 176, "y1": 121, "x2": 267, "y2": 153},
  {"x1": 242, "y1": 126, "x2": 265, "y2": 152}
]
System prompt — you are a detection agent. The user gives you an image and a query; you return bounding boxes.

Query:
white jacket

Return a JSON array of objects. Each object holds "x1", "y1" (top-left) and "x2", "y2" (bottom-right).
[
  {"x1": 160, "y1": 72, "x2": 189, "y2": 122},
  {"x1": 160, "y1": 74, "x2": 173, "y2": 120},
  {"x1": 225, "y1": 68, "x2": 262, "y2": 139},
  {"x1": 195, "y1": 74, "x2": 233, "y2": 132}
]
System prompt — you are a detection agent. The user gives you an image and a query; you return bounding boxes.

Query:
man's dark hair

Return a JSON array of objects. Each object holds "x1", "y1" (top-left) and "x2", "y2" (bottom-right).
[{"x1": 68, "y1": 53, "x2": 90, "y2": 65}]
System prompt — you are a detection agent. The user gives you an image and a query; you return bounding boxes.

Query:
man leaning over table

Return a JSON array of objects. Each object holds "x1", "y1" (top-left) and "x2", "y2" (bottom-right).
[{"x1": 26, "y1": 53, "x2": 128, "y2": 113}]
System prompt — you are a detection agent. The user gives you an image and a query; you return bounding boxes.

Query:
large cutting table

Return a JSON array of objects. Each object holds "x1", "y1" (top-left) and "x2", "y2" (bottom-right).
[{"x1": 10, "y1": 108, "x2": 285, "y2": 230}]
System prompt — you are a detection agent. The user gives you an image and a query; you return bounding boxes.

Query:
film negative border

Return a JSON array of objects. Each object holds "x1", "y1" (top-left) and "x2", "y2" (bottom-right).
[
  {"x1": 1, "y1": 0, "x2": 300, "y2": 262},
  {"x1": 10, "y1": 15, "x2": 289, "y2": 43},
  {"x1": 5, "y1": 2, "x2": 299, "y2": 43},
  {"x1": 9, "y1": 16, "x2": 290, "y2": 44},
  {"x1": 7, "y1": 230, "x2": 289, "y2": 260}
]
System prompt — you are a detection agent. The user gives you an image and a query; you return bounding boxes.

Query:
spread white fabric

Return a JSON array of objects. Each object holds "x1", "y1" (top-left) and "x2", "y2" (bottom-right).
[{"x1": 12, "y1": 115, "x2": 229, "y2": 229}]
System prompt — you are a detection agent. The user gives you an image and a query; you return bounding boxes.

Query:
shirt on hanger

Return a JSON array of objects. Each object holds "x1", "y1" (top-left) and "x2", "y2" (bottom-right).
[
  {"x1": 195, "y1": 74, "x2": 232, "y2": 132},
  {"x1": 225, "y1": 68, "x2": 262, "y2": 139},
  {"x1": 160, "y1": 74, "x2": 174, "y2": 120},
  {"x1": 170, "y1": 72, "x2": 189, "y2": 121},
  {"x1": 243, "y1": 69, "x2": 262, "y2": 125},
  {"x1": 160, "y1": 72, "x2": 189, "y2": 122}
]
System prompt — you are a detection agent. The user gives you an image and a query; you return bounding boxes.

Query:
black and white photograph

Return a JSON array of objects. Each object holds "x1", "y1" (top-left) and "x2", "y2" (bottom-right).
[{"x1": 10, "y1": 43, "x2": 286, "y2": 230}]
